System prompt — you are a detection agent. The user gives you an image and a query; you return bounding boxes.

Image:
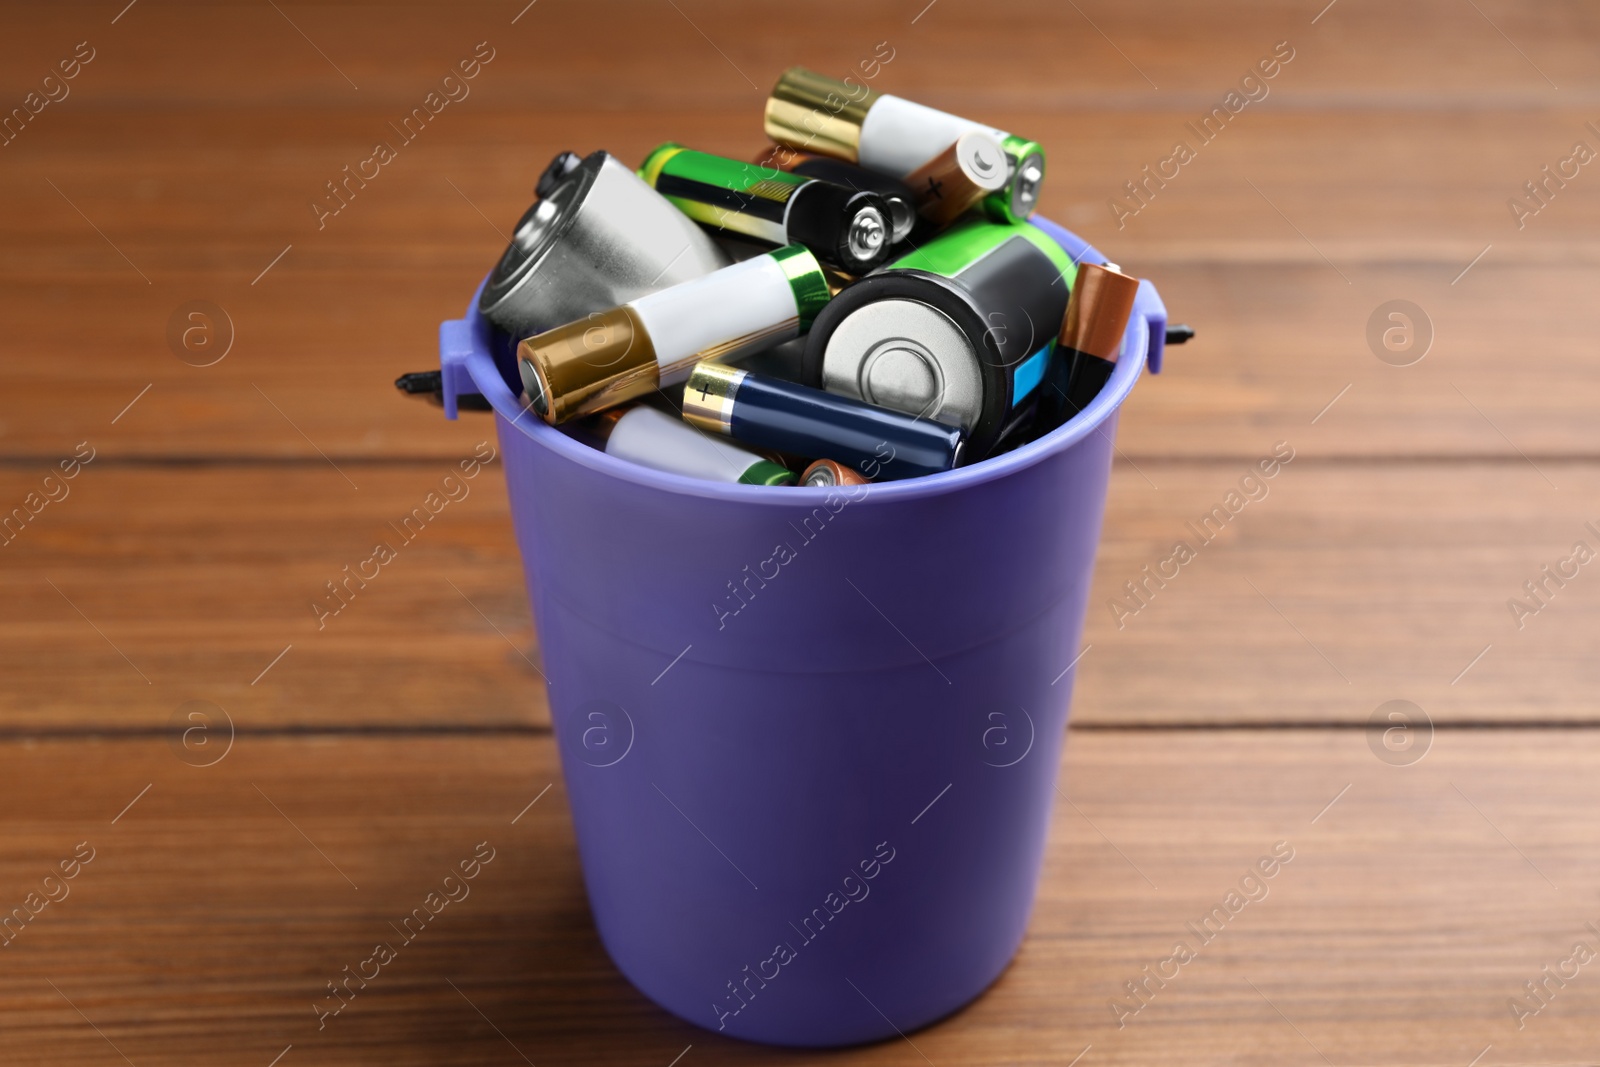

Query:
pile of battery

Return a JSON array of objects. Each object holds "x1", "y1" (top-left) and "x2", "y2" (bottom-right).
[{"x1": 451, "y1": 67, "x2": 1151, "y2": 488}]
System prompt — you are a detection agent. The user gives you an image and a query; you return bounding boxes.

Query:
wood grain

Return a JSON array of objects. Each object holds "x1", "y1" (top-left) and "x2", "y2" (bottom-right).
[
  {"x1": 4, "y1": 2, "x2": 1598, "y2": 1062},
  {"x1": 1, "y1": 730, "x2": 1595, "y2": 1066},
  {"x1": 5, "y1": 257, "x2": 1600, "y2": 461},
  {"x1": 1077, "y1": 457, "x2": 1600, "y2": 725},
  {"x1": 1, "y1": 0, "x2": 1595, "y2": 106},
  {"x1": 0, "y1": 462, "x2": 552, "y2": 731},
  {"x1": 3, "y1": 7, "x2": 1600, "y2": 460}
]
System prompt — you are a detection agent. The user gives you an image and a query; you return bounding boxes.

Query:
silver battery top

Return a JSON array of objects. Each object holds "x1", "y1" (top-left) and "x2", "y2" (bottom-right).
[
  {"x1": 1008, "y1": 150, "x2": 1046, "y2": 220},
  {"x1": 478, "y1": 151, "x2": 729, "y2": 339},
  {"x1": 819, "y1": 298, "x2": 984, "y2": 431}
]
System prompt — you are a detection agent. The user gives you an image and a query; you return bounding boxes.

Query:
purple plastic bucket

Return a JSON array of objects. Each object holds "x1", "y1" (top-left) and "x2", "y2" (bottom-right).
[{"x1": 438, "y1": 218, "x2": 1166, "y2": 1047}]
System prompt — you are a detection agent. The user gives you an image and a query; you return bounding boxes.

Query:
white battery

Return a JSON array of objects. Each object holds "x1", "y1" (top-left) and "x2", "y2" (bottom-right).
[
  {"x1": 605, "y1": 406, "x2": 771, "y2": 483},
  {"x1": 631, "y1": 254, "x2": 801, "y2": 383},
  {"x1": 858, "y1": 95, "x2": 1009, "y2": 178}
]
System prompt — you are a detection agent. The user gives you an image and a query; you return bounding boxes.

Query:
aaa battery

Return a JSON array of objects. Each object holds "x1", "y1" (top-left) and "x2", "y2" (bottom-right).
[
  {"x1": 593, "y1": 405, "x2": 795, "y2": 486},
  {"x1": 799, "y1": 458, "x2": 870, "y2": 487},
  {"x1": 1054, "y1": 261, "x2": 1142, "y2": 419},
  {"x1": 683, "y1": 361, "x2": 964, "y2": 481}
]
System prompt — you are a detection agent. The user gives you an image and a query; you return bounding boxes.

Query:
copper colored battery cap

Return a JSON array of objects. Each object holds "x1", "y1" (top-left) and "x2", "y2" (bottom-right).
[
  {"x1": 905, "y1": 131, "x2": 1009, "y2": 227},
  {"x1": 1061, "y1": 262, "x2": 1140, "y2": 362},
  {"x1": 801, "y1": 459, "x2": 869, "y2": 487}
]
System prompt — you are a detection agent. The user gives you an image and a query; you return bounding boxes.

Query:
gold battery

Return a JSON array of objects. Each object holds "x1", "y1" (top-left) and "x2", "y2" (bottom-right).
[
  {"x1": 681, "y1": 361, "x2": 743, "y2": 435},
  {"x1": 517, "y1": 306, "x2": 660, "y2": 425},
  {"x1": 763, "y1": 67, "x2": 877, "y2": 161},
  {"x1": 904, "y1": 131, "x2": 1009, "y2": 227}
]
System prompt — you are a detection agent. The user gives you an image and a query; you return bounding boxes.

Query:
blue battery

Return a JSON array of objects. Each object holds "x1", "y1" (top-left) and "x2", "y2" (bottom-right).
[{"x1": 682, "y1": 362, "x2": 964, "y2": 481}]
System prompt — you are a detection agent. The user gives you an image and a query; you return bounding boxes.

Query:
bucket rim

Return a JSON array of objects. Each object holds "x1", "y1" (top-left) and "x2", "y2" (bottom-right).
[{"x1": 445, "y1": 216, "x2": 1163, "y2": 504}]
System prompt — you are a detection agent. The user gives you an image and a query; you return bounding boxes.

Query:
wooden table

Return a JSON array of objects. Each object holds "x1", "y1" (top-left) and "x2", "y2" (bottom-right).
[{"x1": 3, "y1": 2, "x2": 1596, "y2": 1063}]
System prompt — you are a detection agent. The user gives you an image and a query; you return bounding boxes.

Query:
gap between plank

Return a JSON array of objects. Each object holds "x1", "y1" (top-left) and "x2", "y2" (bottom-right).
[{"x1": 9, "y1": 721, "x2": 1600, "y2": 741}]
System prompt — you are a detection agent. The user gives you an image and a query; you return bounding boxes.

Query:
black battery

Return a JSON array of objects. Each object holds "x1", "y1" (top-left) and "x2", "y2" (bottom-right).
[{"x1": 800, "y1": 219, "x2": 1076, "y2": 460}]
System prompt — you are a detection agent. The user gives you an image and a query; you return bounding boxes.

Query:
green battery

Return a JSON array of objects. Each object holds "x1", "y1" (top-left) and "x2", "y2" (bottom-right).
[
  {"x1": 994, "y1": 134, "x2": 1047, "y2": 224},
  {"x1": 640, "y1": 143, "x2": 892, "y2": 273},
  {"x1": 802, "y1": 219, "x2": 1078, "y2": 459}
]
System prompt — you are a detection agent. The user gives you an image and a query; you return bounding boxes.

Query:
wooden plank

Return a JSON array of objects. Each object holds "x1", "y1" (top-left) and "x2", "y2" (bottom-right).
[
  {"x1": 5, "y1": 258, "x2": 1595, "y2": 461},
  {"x1": 1079, "y1": 457, "x2": 1600, "y2": 725},
  {"x1": 1, "y1": 0, "x2": 1595, "y2": 107},
  {"x1": 1, "y1": 729, "x2": 1595, "y2": 1065},
  {"x1": 5, "y1": 105, "x2": 1600, "y2": 459},
  {"x1": 7, "y1": 108, "x2": 1600, "y2": 276},
  {"x1": 0, "y1": 460, "x2": 552, "y2": 731},
  {"x1": 1, "y1": 11, "x2": 1598, "y2": 461},
  {"x1": 3, "y1": 459, "x2": 1596, "y2": 728}
]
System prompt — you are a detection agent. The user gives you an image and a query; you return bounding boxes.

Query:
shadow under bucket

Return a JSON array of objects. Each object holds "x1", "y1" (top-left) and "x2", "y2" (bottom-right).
[{"x1": 437, "y1": 217, "x2": 1168, "y2": 1047}]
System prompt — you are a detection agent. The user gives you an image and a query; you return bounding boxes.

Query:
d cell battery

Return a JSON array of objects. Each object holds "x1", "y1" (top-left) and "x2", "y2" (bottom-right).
[{"x1": 802, "y1": 219, "x2": 1077, "y2": 459}]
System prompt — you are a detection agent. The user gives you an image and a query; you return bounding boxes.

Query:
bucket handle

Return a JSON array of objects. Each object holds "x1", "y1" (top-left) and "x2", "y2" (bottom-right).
[{"x1": 439, "y1": 277, "x2": 520, "y2": 421}]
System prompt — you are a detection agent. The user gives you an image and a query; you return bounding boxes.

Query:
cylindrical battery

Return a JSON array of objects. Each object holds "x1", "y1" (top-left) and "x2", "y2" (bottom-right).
[
  {"x1": 801, "y1": 219, "x2": 1077, "y2": 460},
  {"x1": 763, "y1": 150, "x2": 917, "y2": 245},
  {"x1": 478, "y1": 151, "x2": 730, "y2": 340},
  {"x1": 640, "y1": 143, "x2": 891, "y2": 273},
  {"x1": 592, "y1": 405, "x2": 794, "y2": 486},
  {"x1": 763, "y1": 67, "x2": 1047, "y2": 224},
  {"x1": 800, "y1": 458, "x2": 870, "y2": 487},
  {"x1": 904, "y1": 130, "x2": 1009, "y2": 227},
  {"x1": 534, "y1": 150, "x2": 582, "y2": 200},
  {"x1": 1035, "y1": 261, "x2": 1141, "y2": 432},
  {"x1": 518, "y1": 244, "x2": 831, "y2": 425},
  {"x1": 683, "y1": 362, "x2": 964, "y2": 481}
]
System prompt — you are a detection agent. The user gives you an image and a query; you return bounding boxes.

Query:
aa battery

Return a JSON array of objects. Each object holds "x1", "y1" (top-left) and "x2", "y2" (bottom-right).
[
  {"x1": 640, "y1": 143, "x2": 892, "y2": 273},
  {"x1": 904, "y1": 130, "x2": 1009, "y2": 227},
  {"x1": 1036, "y1": 261, "x2": 1141, "y2": 430},
  {"x1": 518, "y1": 244, "x2": 831, "y2": 425},
  {"x1": 761, "y1": 150, "x2": 917, "y2": 245},
  {"x1": 801, "y1": 218, "x2": 1076, "y2": 459},
  {"x1": 478, "y1": 150, "x2": 730, "y2": 339},
  {"x1": 591, "y1": 405, "x2": 795, "y2": 486},
  {"x1": 800, "y1": 459, "x2": 870, "y2": 487},
  {"x1": 763, "y1": 67, "x2": 1046, "y2": 224},
  {"x1": 683, "y1": 362, "x2": 964, "y2": 481}
]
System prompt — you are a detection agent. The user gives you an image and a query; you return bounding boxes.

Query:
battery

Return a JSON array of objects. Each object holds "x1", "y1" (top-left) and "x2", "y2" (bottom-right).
[
  {"x1": 519, "y1": 244, "x2": 831, "y2": 424},
  {"x1": 759, "y1": 149, "x2": 917, "y2": 246},
  {"x1": 1035, "y1": 261, "x2": 1142, "y2": 433},
  {"x1": 801, "y1": 218, "x2": 1077, "y2": 459},
  {"x1": 640, "y1": 143, "x2": 892, "y2": 273},
  {"x1": 534, "y1": 150, "x2": 582, "y2": 200},
  {"x1": 591, "y1": 405, "x2": 794, "y2": 486},
  {"x1": 904, "y1": 130, "x2": 1009, "y2": 227},
  {"x1": 763, "y1": 66, "x2": 1047, "y2": 225},
  {"x1": 682, "y1": 362, "x2": 964, "y2": 481},
  {"x1": 800, "y1": 458, "x2": 870, "y2": 487},
  {"x1": 478, "y1": 150, "x2": 730, "y2": 340}
]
